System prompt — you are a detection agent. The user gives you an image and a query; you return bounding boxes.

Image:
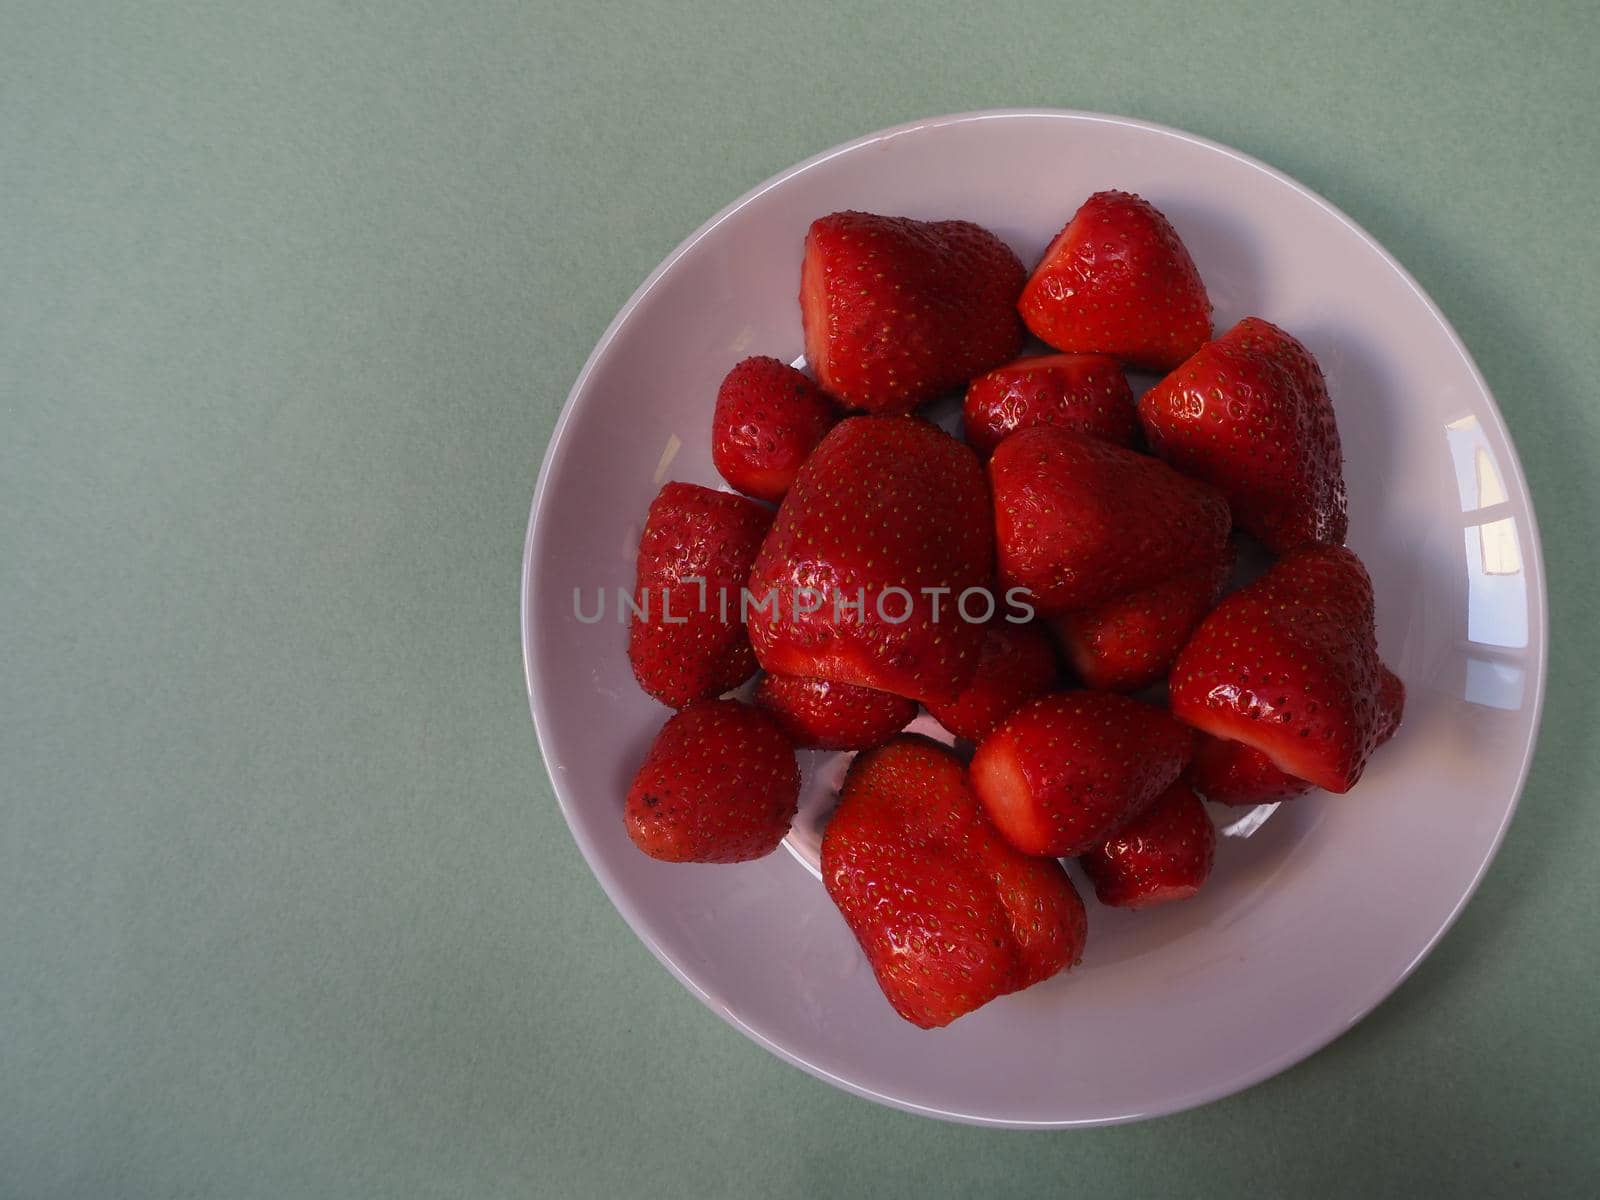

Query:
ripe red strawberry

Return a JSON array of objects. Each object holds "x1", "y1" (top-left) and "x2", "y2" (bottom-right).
[
  {"x1": 1018, "y1": 190, "x2": 1211, "y2": 371},
  {"x1": 801, "y1": 211, "x2": 1026, "y2": 414},
  {"x1": 1375, "y1": 665, "x2": 1406, "y2": 744},
  {"x1": 1138, "y1": 317, "x2": 1347, "y2": 553},
  {"x1": 925, "y1": 621, "x2": 1058, "y2": 741},
  {"x1": 989, "y1": 426, "x2": 1230, "y2": 613},
  {"x1": 747, "y1": 416, "x2": 994, "y2": 705},
  {"x1": 625, "y1": 699, "x2": 800, "y2": 863},
  {"x1": 753, "y1": 673, "x2": 917, "y2": 751},
  {"x1": 962, "y1": 353, "x2": 1136, "y2": 458},
  {"x1": 711, "y1": 356, "x2": 838, "y2": 503},
  {"x1": 821, "y1": 737, "x2": 1087, "y2": 1028},
  {"x1": 1191, "y1": 663, "x2": 1405, "y2": 805},
  {"x1": 970, "y1": 692, "x2": 1194, "y2": 857},
  {"x1": 1170, "y1": 544, "x2": 1393, "y2": 793},
  {"x1": 629, "y1": 482, "x2": 772, "y2": 708},
  {"x1": 1050, "y1": 543, "x2": 1235, "y2": 692},
  {"x1": 1190, "y1": 735, "x2": 1313, "y2": 807},
  {"x1": 1080, "y1": 779, "x2": 1216, "y2": 908}
]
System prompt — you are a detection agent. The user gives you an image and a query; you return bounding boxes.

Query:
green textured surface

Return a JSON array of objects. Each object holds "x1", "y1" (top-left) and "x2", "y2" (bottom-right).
[{"x1": 4, "y1": 1, "x2": 1598, "y2": 1195}]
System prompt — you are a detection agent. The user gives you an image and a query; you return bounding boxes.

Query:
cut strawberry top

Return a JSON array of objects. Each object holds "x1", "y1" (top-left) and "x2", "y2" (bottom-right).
[
  {"x1": 801, "y1": 211, "x2": 1026, "y2": 414},
  {"x1": 1191, "y1": 662, "x2": 1404, "y2": 805},
  {"x1": 970, "y1": 691, "x2": 1195, "y2": 857},
  {"x1": 1170, "y1": 544, "x2": 1392, "y2": 793}
]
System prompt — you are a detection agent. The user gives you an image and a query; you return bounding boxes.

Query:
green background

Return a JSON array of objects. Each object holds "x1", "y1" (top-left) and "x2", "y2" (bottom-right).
[{"x1": 5, "y1": 1, "x2": 1598, "y2": 1195}]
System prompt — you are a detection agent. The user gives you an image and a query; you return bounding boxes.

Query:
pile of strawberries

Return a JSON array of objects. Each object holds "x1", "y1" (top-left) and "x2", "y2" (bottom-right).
[{"x1": 620, "y1": 191, "x2": 1403, "y2": 1029}]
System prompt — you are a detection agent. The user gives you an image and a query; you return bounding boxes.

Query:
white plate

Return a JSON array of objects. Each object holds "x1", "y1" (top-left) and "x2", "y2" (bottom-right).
[{"x1": 520, "y1": 111, "x2": 1546, "y2": 1127}]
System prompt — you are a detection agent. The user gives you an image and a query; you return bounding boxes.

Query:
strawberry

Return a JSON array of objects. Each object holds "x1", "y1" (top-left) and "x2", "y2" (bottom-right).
[
  {"x1": 1018, "y1": 190, "x2": 1211, "y2": 371},
  {"x1": 1191, "y1": 663, "x2": 1404, "y2": 805},
  {"x1": 625, "y1": 699, "x2": 800, "y2": 863},
  {"x1": 753, "y1": 673, "x2": 917, "y2": 751},
  {"x1": 628, "y1": 482, "x2": 772, "y2": 709},
  {"x1": 747, "y1": 416, "x2": 994, "y2": 705},
  {"x1": 1190, "y1": 735, "x2": 1313, "y2": 806},
  {"x1": 821, "y1": 737, "x2": 1087, "y2": 1028},
  {"x1": 1169, "y1": 544, "x2": 1393, "y2": 794},
  {"x1": 970, "y1": 692, "x2": 1194, "y2": 857},
  {"x1": 1376, "y1": 664, "x2": 1406, "y2": 744},
  {"x1": 989, "y1": 426, "x2": 1230, "y2": 613},
  {"x1": 711, "y1": 356, "x2": 838, "y2": 503},
  {"x1": 925, "y1": 621, "x2": 1058, "y2": 741},
  {"x1": 800, "y1": 211, "x2": 1026, "y2": 414},
  {"x1": 961, "y1": 353, "x2": 1136, "y2": 458},
  {"x1": 1050, "y1": 543, "x2": 1235, "y2": 692},
  {"x1": 1080, "y1": 779, "x2": 1215, "y2": 908},
  {"x1": 1137, "y1": 317, "x2": 1346, "y2": 553}
]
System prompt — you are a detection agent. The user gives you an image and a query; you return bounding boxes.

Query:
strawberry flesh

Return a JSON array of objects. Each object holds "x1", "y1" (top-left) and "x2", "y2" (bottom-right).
[
  {"x1": 801, "y1": 211, "x2": 1026, "y2": 414},
  {"x1": 1138, "y1": 317, "x2": 1347, "y2": 553},
  {"x1": 625, "y1": 699, "x2": 800, "y2": 863},
  {"x1": 747, "y1": 416, "x2": 993, "y2": 705},
  {"x1": 989, "y1": 426, "x2": 1230, "y2": 613},
  {"x1": 970, "y1": 692, "x2": 1194, "y2": 857},
  {"x1": 753, "y1": 673, "x2": 917, "y2": 751},
  {"x1": 1018, "y1": 190, "x2": 1211, "y2": 371},
  {"x1": 1081, "y1": 779, "x2": 1216, "y2": 908},
  {"x1": 961, "y1": 353, "x2": 1136, "y2": 458},
  {"x1": 628, "y1": 482, "x2": 772, "y2": 709},
  {"x1": 1192, "y1": 662, "x2": 1404, "y2": 805},
  {"x1": 1170, "y1": 544, "x2": 1391, "y2": 793},
  {"x1": 822, "y1": 737, "x2": 1087, "y2": 1028},
  {"x1": 711, "y1": 356, "x2": 838, "y2": 503}
]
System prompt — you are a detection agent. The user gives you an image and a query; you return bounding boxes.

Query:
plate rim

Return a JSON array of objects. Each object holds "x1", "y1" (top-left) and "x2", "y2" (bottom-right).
[{"x1": 519, "y1": 108, "x2": 1549, "y2": 1128}]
